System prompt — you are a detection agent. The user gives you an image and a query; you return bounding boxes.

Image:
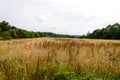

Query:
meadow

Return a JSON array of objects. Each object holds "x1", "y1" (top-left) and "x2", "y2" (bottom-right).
[{"x1": 0, "y1": 38, "x2": 120, "y2": 80}]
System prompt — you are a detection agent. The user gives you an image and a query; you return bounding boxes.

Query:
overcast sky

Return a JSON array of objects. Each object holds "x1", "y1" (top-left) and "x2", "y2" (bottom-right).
[{"x1": 0, "y1": 0, "x2": 120, "y2": 35}]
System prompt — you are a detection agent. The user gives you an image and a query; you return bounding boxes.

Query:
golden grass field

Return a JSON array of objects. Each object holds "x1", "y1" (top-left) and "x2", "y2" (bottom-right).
[{"x1": 0, "y1": 38, "x2": 120, "y2": 80}]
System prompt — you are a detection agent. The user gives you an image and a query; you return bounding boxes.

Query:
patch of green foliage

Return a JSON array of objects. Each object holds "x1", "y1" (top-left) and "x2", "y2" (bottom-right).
[
  {"x1": 0, "y1": 21, "x2": 76, "y2": 40},
  {"x1": 81, "y1": 23, "x2": 120, "y2": 39},
  {"x1": 1, "y1": 61, "x2": 120, "y2": 80}
]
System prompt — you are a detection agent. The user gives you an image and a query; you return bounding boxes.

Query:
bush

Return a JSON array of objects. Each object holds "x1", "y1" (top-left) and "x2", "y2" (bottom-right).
[
  {"x1": 1, "y1": 31, "x2": 12, "y2": 40},
  {"x1": 0, "y1": 36, "x2": 4, "y2": 40}
]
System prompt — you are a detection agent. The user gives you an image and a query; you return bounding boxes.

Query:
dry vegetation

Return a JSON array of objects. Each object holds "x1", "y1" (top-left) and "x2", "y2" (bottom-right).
[{"x1": 0, "y1": 38, "x2": 120, "y2": 80}]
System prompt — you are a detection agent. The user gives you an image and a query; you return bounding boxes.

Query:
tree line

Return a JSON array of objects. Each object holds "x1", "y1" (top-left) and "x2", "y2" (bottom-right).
[
  {"x1": 0, "y1": 21, "x2": 76, "y2": 40},
  {"x1": 80, "y1": 23, "x2": 120, "y2": 39},
  {"x1": 1, "y1": 21, "x2": 120, "y2": 40}
]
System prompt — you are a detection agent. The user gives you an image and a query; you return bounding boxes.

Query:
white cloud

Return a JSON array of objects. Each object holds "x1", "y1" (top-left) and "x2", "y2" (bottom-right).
[
  {"x1": 1, "y1": 0, "x2": 120, "y2": 35},
  {"x1": 36, "y1": 14, "x2": 48, "y2": 23}
]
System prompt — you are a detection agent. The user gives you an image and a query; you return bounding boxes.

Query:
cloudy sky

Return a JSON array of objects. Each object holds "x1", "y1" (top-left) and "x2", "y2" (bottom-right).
[{"x1": 0, "y1": 0, "x2": 120, "y2": 35}]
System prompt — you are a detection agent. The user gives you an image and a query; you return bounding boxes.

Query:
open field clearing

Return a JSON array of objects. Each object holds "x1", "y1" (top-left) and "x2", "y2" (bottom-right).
[{"x1": 0, "y1": 38, "x2": 120, "y2": 80}]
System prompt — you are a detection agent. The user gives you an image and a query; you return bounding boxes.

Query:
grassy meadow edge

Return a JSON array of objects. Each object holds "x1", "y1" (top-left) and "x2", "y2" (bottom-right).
[{"x1": 0, "y1": 38, "x2": 120, "y2": 80}]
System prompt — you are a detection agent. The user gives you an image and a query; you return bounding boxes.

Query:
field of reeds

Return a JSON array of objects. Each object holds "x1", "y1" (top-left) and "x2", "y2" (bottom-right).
[{"x1": 0, "y1": 38, "x2": 120, "y2": 80}]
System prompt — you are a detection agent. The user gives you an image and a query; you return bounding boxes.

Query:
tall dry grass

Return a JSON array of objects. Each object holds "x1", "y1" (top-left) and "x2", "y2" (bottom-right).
[{"x1": 0, "y1": 38, "x2": 120, "y2": 80}]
